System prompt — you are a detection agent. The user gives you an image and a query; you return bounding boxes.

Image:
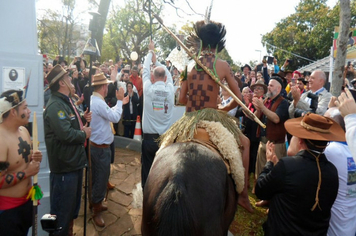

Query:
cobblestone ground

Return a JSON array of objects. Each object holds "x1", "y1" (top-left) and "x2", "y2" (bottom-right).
[{"x1": 73, "y1": 147, "x2": 142, "y2": 236}]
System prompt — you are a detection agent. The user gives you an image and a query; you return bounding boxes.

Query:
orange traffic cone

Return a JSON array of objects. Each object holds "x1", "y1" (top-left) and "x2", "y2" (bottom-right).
[{"x1": 133, "y1": 115, "x2": 142, "y2": 141}]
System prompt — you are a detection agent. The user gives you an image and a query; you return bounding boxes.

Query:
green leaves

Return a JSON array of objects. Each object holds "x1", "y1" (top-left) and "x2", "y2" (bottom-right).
[{"x1": 262, "y1": 0, "x2": 355, "y2": 70}]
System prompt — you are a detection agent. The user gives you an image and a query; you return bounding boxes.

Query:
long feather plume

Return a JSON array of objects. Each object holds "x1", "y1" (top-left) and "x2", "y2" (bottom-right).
[{"x1": 204, "y1": 0, "x2": 214, "y2": 24}]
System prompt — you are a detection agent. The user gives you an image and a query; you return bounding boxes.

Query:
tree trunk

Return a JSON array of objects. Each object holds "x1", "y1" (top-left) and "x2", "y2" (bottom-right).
[{"x1": 331, "y1": 0, "x2": 351, "y2": 96}]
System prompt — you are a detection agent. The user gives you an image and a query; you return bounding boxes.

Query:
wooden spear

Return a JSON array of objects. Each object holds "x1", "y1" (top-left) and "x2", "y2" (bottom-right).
[{"x1": 31, "y1": 111, "x2": 42, "y2": 236}]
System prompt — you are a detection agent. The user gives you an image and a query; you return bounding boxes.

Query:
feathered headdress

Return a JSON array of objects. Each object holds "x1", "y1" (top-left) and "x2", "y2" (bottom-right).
[
  {"x1": 186, "y1": 0, "x2": 226, "y2": 54},
  {"x1": 0, "y1": 90, "x2": 25, "y2": 123}
]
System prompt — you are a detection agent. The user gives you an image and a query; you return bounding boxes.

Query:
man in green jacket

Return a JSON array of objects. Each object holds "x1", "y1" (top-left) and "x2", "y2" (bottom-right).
[{"x1": 44, "y1": 64, "x2": 91, "y2": 236}]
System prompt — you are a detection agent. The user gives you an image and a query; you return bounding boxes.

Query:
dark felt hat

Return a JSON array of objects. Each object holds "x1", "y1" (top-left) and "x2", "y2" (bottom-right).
[
  {"x1": 46, "y1": 64, "x2": 68, "y2": 88},
  {"x1": 297, "y1": 78, "x2": 307, "y2": 85},
  {"x1": 250, "y1": 80, "x2": 267, "y2": 94},
  {"x1": 241, "y1": 64, "x2": 251, "y2": 71},
  {"x1": 271, "y1": 73, "x2": 285, "y2": 87},
  {"x1": 284, "y1": 70, "x2": 293, "y2": 75}
]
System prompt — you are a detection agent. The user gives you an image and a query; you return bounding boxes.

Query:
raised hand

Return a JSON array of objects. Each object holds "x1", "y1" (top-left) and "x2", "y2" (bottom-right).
[
  {"x1": 116, "y1": 87, "x2": 125, "y2": 101},
  {"x1": 335, "y1": 88, "x2": 356, "y2": 117}
]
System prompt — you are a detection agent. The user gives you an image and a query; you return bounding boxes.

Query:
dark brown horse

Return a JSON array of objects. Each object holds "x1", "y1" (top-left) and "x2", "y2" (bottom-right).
[{"x1": 142, "y1": 142, "x2": 238, "y2": 236}]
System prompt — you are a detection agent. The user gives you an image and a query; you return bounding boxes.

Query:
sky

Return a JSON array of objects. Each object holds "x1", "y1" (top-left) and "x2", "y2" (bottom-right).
[{"x1": 36, "y1": 0, "x2": 339, "y2": 64}]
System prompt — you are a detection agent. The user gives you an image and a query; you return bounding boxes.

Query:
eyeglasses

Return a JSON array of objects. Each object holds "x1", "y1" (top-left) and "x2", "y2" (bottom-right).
[{"x1": 254, "y1": 87, "x2": 264, "y2": 91}]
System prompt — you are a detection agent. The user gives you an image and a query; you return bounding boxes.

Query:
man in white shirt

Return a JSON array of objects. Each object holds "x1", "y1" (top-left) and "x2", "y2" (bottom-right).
[
  {"x1": 289, "y1": 70, "x2": 331, "y2": 118},
  {"x1": 324, "y1": 107, "x2": 356, "y2": 236},
  {"x1": 141, "y1": 40, "x2": 174, "y2": 190},
  {"x1": 89, "y1": 73, "x2": 128, "y2": 227},
  {"x1": 335, "y1": 87, "x2": 356, "y2": 162}
]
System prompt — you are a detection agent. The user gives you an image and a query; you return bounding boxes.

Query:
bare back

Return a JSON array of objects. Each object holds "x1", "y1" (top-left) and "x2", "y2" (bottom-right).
[
  {"x1": 181, "y1": 55, "x2": 241, "y2": 112},
  {"x1": 0, "y1": 125, "x2": 32, "y2": 198}
]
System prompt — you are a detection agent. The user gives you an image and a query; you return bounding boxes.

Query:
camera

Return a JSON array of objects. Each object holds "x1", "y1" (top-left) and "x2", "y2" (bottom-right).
[
  {"x1": 41, "y1": 214, "x2": 62, "y2": 235},
  {"x1": 294, "y1": 92, "x2": 319, "y2": 117},
  {"x1": 287, "y1": 59, "x2": 293, "y2": 64},
  {"x1": 307, "y1": 93, "x2": 319, "y2": 112},
  {"x1": 256, "y1": 64, "x2": 263, "y2": 72},
  {"x1": 263, "y1": 56, "x2": 274, "y2": 64}
]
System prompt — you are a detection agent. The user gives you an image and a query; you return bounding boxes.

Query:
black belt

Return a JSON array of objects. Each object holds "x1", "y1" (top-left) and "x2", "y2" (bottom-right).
[
  {"x1": 143, "y1": 133, "x2": 160, "y2": 140},
  {"x1": 90, "y1": 141, "x2": 110, "y2": 148}
]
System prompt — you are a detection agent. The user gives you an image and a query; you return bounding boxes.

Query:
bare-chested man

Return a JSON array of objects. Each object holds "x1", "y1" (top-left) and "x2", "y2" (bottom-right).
[
  {"x1": 162, "y1": 20, "x2": 253, "y2": 212},
  {"x1": 0, "y1": 89, "x2": 42, "y2": 235}
]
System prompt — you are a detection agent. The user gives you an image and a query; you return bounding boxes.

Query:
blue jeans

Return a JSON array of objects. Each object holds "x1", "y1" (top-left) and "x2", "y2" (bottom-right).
[
  {"x1": 90, "y1": 146, "x2": 111, "y2": 204},
  {"x1": 50, "y1": 169, "x2": 83, "y2": 236},
  {"x1": 124, "y1": 122, "x2": 135, "y2": 139}
]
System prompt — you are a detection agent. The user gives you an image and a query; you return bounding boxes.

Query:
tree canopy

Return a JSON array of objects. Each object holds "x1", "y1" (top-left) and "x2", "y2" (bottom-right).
[
  {"x1": 262, "y1": 0, "x2": 356, "y2": 70},
  {"x1": 37, "y1": 0, "x2": 84, "y2": 62}
]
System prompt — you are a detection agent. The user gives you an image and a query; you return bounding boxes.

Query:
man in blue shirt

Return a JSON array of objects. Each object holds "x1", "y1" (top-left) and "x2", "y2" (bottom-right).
[{"x1": 89, "y1": 73, "x2": 128, "y2": 227}]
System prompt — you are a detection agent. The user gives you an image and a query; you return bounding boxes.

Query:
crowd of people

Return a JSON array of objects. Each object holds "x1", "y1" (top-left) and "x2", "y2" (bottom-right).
[
  {"x1": 219, "y1": 58, "x2": 356, "y2": 235},
  {"x1": 2, "y1": 18, "x2": 356, "y2": 235}
]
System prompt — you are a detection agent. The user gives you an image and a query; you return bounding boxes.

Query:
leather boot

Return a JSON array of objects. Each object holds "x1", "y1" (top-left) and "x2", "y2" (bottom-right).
[
  {"x1": 107, "y1": 181, "x2": 115, "y2": 190},
  {"x1": 90, "y1": 201, "x2": 107, "y2": 212},
  {"x1": 101, "y1": 201, "x2": 108, "y2": 211},
  {"x1": 92, "y1": 202, "x2": 105, "y2": 227},
  {"x1": 68, "y1": 219, "x2": 74, "y2": 236}
]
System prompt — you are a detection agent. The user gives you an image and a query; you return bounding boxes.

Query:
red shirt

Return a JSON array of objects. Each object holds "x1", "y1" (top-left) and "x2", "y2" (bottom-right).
[{"x1": 130, "y1": 75, "x2": 143, "y2": 97}]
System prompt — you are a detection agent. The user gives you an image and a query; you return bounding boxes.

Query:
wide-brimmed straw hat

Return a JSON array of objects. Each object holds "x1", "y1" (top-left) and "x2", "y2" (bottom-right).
[
  {"x1": 284, "y1": 113, "x2": 345, "y2": 142},
  {"x1": 91, "y1": 73, "x2": 112, "y2": 86},
  {"x1": 250, "y1": 80, "x2": 267, "y2": 94},
  {"x1": 46, "y1": 64, "x2": 68, "y2": 88},
  {"x1": 0, "y1": 90, "x2": 25, "y2": 123}
]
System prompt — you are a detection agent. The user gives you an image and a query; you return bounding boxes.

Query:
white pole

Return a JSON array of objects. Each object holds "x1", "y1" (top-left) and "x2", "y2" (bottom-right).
[{"x1": 329, "y1": 46, "x2": 334, "y2": 89}]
